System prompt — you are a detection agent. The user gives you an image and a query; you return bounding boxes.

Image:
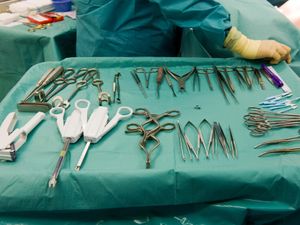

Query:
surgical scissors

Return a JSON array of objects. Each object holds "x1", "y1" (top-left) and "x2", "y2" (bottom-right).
[
  {"x1": 44, "y1": 68, "x2": 77, "y2": 101},
  {"x1": 165, "y1": 67, "x2": 196, "y2": 92}
]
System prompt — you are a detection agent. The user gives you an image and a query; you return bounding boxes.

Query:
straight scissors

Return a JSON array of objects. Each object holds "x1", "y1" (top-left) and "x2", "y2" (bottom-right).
[{"x1": 126, "y1": 122, "x2": 175, "y2": 168}]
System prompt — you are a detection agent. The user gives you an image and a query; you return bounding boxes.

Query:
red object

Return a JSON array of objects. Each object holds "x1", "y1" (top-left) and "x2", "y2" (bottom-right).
[
  {"x1": 41, "y1": 12, "x2": 64, "y2": 22},
  {"x1": 27, "y1": 13, "x2": 64, "y2": 25},
  {"x1": 27, "y1": 14, "x2": 53, "y2": 25}
]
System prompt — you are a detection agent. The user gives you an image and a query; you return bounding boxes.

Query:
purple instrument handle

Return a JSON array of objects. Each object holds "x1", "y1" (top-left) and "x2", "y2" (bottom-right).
[{"x1": 261, "y1": 64, "x2": 284, "y2": 88}]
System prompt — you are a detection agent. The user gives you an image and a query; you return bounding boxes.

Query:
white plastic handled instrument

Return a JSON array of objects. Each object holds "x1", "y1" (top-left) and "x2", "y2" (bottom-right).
[
  {"x1": 49, "y1": 100, "x2": 90, "y2": 187},
  {"x1": 0, "y1": 112, "x2": 45, "y2": 161},
  {"x1": 75, "y1": 105, "x2": 133, "y2": 171}
]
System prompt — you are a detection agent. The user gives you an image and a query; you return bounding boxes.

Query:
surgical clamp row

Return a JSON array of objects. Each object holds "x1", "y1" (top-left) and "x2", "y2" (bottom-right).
[
  {"x1": 177, "y1": 120, "x2": 237, "y2": 161},
  {"x1": 244, "y1": 107, "x2": 300, "y2": 136},
  {"x1": 130, "y1": 65, "x2": 271, "y2": 101}
]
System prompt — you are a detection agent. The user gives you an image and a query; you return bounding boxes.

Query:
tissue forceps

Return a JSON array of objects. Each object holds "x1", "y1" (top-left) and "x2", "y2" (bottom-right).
[
  {"x1": 165, "y1": 67, "x2": 196, "y2": 92},
  {"x1": 126, "y1": 122, "x2": 175, "y2": 168},
  {"x1": 255, "y1": 135, "x2": 300, "y2": 148},
  {"x1": 213, "y1": 66, "x2": 238, "y2": 103}
]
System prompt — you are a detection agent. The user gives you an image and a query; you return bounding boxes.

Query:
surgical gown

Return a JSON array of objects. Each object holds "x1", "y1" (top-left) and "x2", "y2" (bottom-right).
[{"x1": 76, "y1": 0, "x2": 232, "y2": 57}]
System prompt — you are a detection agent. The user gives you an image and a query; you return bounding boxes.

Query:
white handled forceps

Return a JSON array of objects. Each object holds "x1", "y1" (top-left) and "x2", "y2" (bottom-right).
[
  {"x1": 49, "y1": 99, "x2": 90, "y2": 188},
  {"x1": 75, "y1": 101, "x2": 133, "y2": 171},
  {"x1": 0, "y1": 112, "x2": 45, "y2": 161}
]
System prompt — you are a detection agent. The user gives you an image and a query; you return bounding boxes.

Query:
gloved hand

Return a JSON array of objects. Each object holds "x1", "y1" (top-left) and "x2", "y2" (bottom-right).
[{"x1": 224, "y1": 27, "x2": 291, "y2": 64}]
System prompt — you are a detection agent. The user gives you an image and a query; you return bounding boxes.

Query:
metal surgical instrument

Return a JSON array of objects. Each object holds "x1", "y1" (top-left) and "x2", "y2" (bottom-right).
[
  {"x1": 134, "y1": 67, "x2": 158, "y2": 88},
  {"x1": 229, "y1": 127, "x2": 238, "y2": 159},
  {"x1": 258, "y1": 147, "x2": 300, "y2": 157},
  {"x1": 197, "y1": 68, "x2": 213, "y2": 90},
  {"x1": 253, "y1": 68, "x2": 265, "y2": 90},
  {"x1": 165, "y1": 67, "x2": 196, "y2": 92},
  {"x1": 126, "y1": 121, "x2": 175, "y2": 169},
  {"x1": 213, "y1": 66, "x2": 238, "y2": 103},
  {"x1": 23, "y1": 66, "x2": 64, "y2": 102},
  {"x1": 133, "y1": 108, "x2": 180, "y2": 127},
  {"x1": 131, "y1": 71, "x2": 147, "y2": 98},
  {"x1": 255, "y1": 135, "x2": 300, "y2": 149},
  {"x1": 244, "y1": 107, "x2": 300, "y2": 136},
  {"x1": 214, "y1": 122, "x2": 230, "y2": 159},
  {"x1": 126, "y1": 108, "x2": 180, "y2": 168},
  {"x1": 198, "y1": 119, "x2": 210, "y2": 158},
  {"x1": 52, "y1": 79, "x2": 88, "y2": 108},
  {"x1": 193, "y1": 71, "x2": 200, "y2": 92},
  {"x1": 164, "y1": 69, "x2": 177, "y2": 97},
  {"x1": 93, "y1": 76, "x2": 111, "y2": 106},
  {"x1": 183, "y1": 121, "x2": 200, "y2": 160},
  {"x1": 156, "y1": 67, "x2": 164, "y2": 98},
  {"x1": 75, "y1": 103, "x2": 133, "y2": 171},
  {"x1": 113, "y1": 73, "x2": 121, "y2": 103},
  {"x1": 176, "y1": 121, "x2": 187, "y2": 161}
]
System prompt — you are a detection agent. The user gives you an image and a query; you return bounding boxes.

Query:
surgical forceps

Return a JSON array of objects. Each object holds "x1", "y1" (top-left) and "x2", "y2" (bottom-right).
[
  {"x1": 165, "y1": 67, "x2": 196, "y2": 92},
  {"x1": 126, "y1": 121, "x2": 175, "y2": 168},
  {"x1": 244, "y1": 107, "x2": 300, "y2": 136},
  {"x1": 255, "y1": 133, "x2": 300, "y2": 157},
  {"x1": 214, "y1": 122, "x2": 230, "y2": 159},
  {"x1": 131, "y1": 71, "x2": 148, "y2": 98},
  {"x1": 213, "y1": 66, "x2": 238, "y2": 103},
  {"x1": 164, "y1": 69, "x2": 177, "y2": 97},
  {"x1": 196, "y1": 68, "x2": 213, "y2": 90},
  {"x1": 134, "y1": 67, "x2": 158, "y2": 88},
  {"x1": 176, "y1": 121, "x2": 189, "y2": 161},
  {"x1": 183, "y1": 121, "x2": 200, "y2": 160},
  {"x1": 255, "y1": 135, "x2": 300, "y2": 149},
  {"x1": 258, "y1": 147, "x2": 300, "y2": 157}
]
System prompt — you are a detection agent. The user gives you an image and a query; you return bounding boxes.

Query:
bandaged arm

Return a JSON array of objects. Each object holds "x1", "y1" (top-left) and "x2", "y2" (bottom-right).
[{"x1": 224, "y1": 26, "x2": 291, "y2": 64}]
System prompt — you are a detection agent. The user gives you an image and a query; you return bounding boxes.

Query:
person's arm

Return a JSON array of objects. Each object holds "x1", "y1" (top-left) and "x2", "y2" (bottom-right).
[
  {"x1": 150, "y1": 0, "x2": 291, "y2": 64},
  {"x1": 224, "y1": 27, "x2": 291, "y2": 64}
]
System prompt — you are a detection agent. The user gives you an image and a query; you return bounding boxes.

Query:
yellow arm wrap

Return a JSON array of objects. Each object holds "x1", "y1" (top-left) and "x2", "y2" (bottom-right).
[{"x1": 224, "y1": 27, "x2": 261, "y2": 59}]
